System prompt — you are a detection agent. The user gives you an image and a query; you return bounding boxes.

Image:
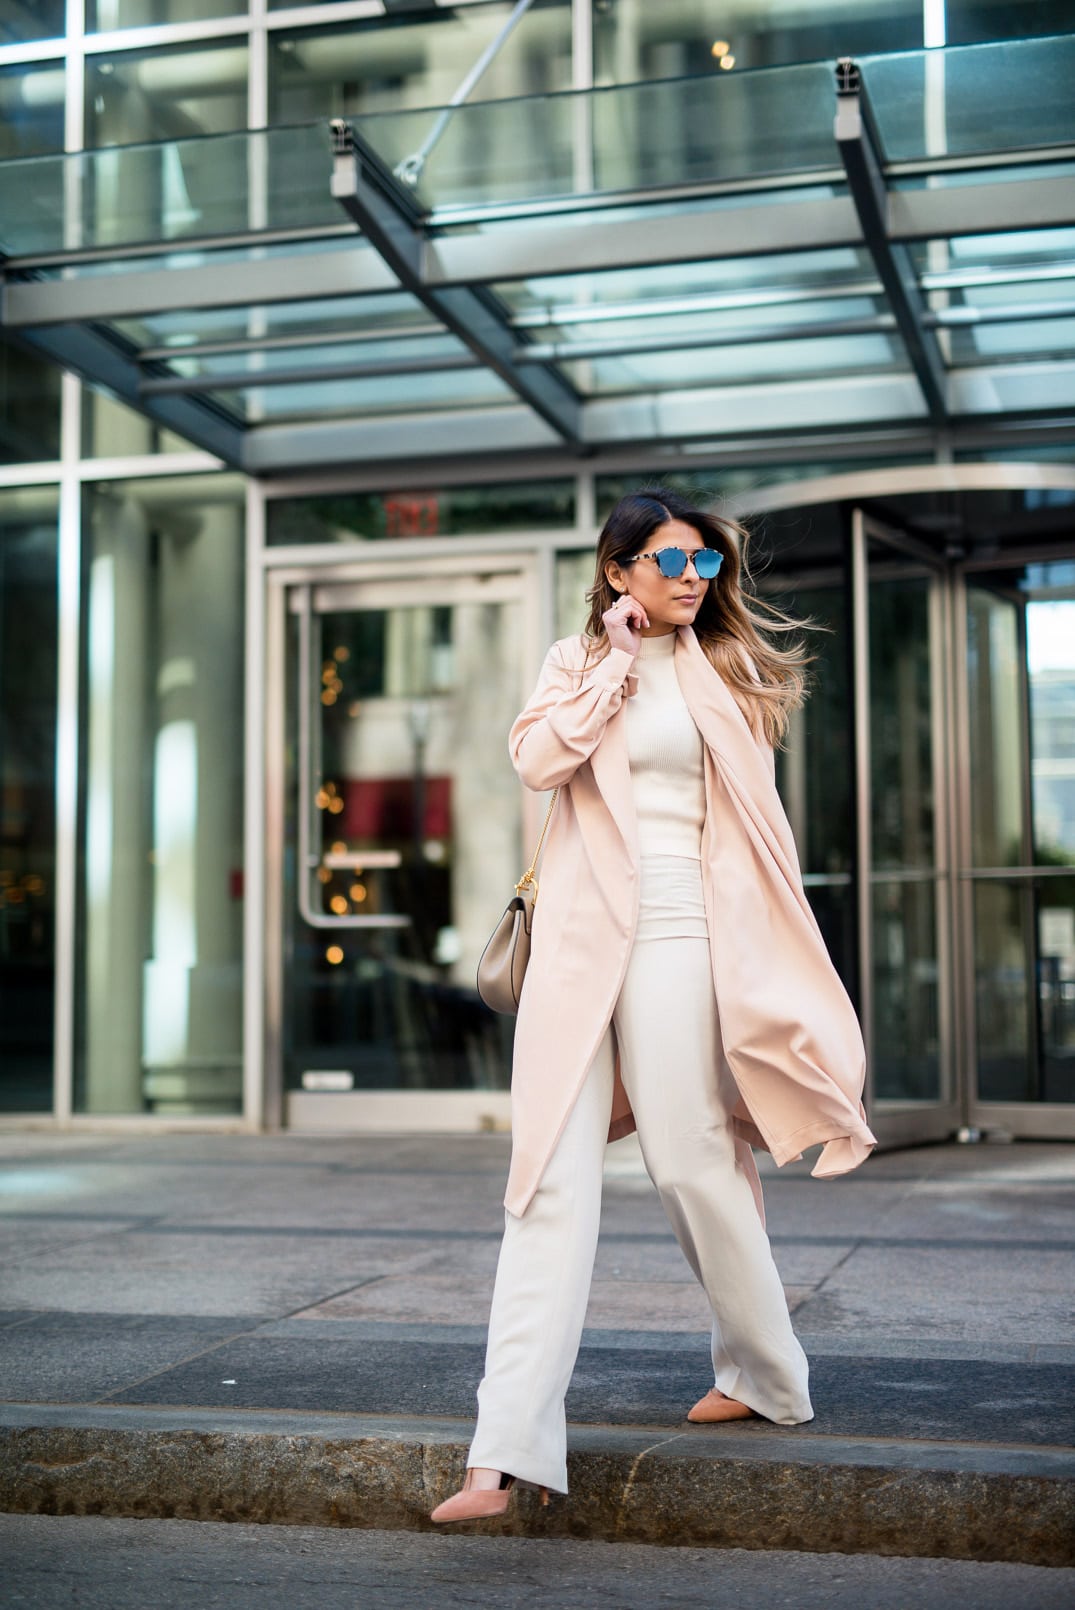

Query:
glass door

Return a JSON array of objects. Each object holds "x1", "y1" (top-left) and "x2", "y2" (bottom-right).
[
  {"x1": 265, "y1": 555, "x2": 540, "y2": 1126},
  {"x1": 852, "y1": 511, "x2": 959, "y2": 1144},
  {"x1": 960, "y1": 561, "x2": 1075, "y2": 1137}
]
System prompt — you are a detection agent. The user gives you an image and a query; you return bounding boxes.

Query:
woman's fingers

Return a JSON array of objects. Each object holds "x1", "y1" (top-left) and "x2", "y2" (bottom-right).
[
  {"x1": 602, "y1": 593, "x2": 645, "y2": 655},
  {"x1": 603, "y1": 595, "x2": 647, "y2": 630}
]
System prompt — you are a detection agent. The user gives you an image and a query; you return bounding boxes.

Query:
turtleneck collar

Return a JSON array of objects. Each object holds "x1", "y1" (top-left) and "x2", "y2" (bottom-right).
[{"x1": 637, "y1": 629, "x2": 678, "y2": 660}]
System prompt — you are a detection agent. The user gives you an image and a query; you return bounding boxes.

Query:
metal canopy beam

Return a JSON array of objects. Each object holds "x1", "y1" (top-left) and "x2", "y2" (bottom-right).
[
  {"x1": 2, "y1": 244, "x2": 398, "y2": 329},
  {"x1": 140, "y1": 351, "x2": 478, "y2": 398},
  {"x1": 430, "y1": 197, "x2": 863, "y2": 284},
  {"x1": 889, "y1": 175, "x2": 1075, "y2": 243},
  {"x1": 6, "y1": 176, "x2": 1073, "y2": 334},
  {"x1": 834, "y1": 57, "x2": 947, "y2": 424},
  {"x1": 249, "y1": 419, "x2": 1075, "y2": 491},
  {"x1": 329, "y1": 119, "x2": 580, "y2": 443},
  {"x1": 516, "y1": 315, "x2": 896, "y2": 365},
  {"x1": 241, "y1": 353, "x2": 1075, "y2": 477},
  {"x1": 241, "y1": 401, "x2": 560, "y2": 474},
  {"x1": 15, "y1": 323, "x2": 241, "y2": 464}
]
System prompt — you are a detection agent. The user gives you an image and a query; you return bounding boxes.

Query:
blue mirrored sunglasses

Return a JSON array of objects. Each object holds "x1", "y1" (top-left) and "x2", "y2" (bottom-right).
[{"x1": 626, "y1": 546, "x2": 723, "y2": 580}]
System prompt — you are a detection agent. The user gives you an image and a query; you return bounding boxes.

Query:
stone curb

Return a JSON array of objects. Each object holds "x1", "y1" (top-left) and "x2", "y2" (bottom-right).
[{"x1": 1, "y1": 1409, "x2": 1073, "y2": 1566}]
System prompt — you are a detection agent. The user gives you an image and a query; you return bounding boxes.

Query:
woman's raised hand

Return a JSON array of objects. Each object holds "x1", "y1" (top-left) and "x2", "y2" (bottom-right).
[{"x1": 602, "y1": 592, "x2": 648, "y2": 656}]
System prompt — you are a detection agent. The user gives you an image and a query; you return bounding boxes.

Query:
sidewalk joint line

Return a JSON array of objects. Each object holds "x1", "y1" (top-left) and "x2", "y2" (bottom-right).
[{"x1": 94, "y1": 1324, "x2": 262, "y2": 1405}]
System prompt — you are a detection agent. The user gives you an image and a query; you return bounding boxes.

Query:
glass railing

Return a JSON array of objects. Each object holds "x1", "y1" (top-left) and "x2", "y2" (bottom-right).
[
  {"x1": 351, "y1": 36, "x2": 1074, "y2": 211},
  {"x1": 863, "y1": 35, "x2": 1075, "y2": 163},
  {"x1": 0, "y1": 37, "x2": 1070, "y2": 260},
  {"x1": 353, "y1": 60, "x2": 839, "y2": 211},
  {"x1": 0, "y1": 122, "x2": 340, "y2": 258}
]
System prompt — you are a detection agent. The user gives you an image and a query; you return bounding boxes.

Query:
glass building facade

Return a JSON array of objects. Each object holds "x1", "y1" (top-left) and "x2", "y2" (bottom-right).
[{"x1": 1, "y1": 0, "x2": 1074, "y2": 1146}]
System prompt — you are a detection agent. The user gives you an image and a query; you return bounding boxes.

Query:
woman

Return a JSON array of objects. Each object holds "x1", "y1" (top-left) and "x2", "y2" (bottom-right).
[{"x1": 431, "y1": 489, "x2": 875, "y2": 1523}]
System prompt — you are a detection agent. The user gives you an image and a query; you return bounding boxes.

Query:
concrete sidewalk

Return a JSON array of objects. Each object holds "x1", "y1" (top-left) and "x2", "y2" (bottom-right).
[{"x1": 0, "y1": 1130, "x2": 1072, "y2": 1564}]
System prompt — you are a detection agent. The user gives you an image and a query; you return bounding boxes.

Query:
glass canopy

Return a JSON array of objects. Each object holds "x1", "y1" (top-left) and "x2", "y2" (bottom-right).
[{"x1": 0, "y1": 36, "x2": 1072, "y2": 474}]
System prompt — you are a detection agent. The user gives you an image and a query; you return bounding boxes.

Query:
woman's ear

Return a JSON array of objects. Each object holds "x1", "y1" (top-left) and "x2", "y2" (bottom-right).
[{"x1": 605, "y1": 561, "x2": 627, "y2": 595}]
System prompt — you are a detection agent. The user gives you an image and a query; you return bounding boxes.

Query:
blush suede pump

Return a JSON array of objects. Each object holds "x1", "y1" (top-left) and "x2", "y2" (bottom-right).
[
  {"x1": 430, "y1": 1469, "x2": 549, "y2": 1524},
  {"x1": 686, "y1": 1389, "x2": 759, "y2": 1423}
]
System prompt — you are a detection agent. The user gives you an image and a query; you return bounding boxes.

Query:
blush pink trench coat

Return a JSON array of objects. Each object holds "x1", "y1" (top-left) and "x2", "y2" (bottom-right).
[{"x1": 502, "y1": 624, "x2": 877, "y2": 1220}]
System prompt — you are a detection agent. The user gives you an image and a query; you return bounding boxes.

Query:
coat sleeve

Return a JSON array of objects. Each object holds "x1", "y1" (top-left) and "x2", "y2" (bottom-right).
[{"x1": 509, "y1": 640, "x2": 637, "y2": 790}]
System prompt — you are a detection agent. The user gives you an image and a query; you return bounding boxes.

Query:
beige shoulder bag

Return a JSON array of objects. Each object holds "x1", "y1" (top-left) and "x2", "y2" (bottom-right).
[{"x1": 476, "y1": 789, "x2": 559, "y2": 1015}]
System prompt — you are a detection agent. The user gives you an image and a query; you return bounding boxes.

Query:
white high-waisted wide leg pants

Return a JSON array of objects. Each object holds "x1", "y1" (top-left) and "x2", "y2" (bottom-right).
[{"x1": 468, "y1": 855, "x2": 813, "y2": 1494}]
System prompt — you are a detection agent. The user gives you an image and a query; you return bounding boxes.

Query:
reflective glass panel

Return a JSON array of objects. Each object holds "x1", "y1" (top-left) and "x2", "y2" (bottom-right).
[
  {"x1": 0, "y1": 127, "x2": 340, "y2": 256},
  {"x1": 75, "y1": 476, "x2": 246, "y2": 1115},
  {"x1": 0, "y1": 61, "x2": 65, "y2": 159},
  {"x1": 207, "y1": 364, "x2": 513, "y2": 422},
  {"x1": 88, "y1": 1, "x2": 244, "y2": 27},
  {"x1": 592, "y1": 63, "x2": 836, "y2": 191},
  {"x1": 867, "y1": 535, "x2": 941, "y2": 1102},
  {"x1": 873, "y1": 877, "x2": 939, "y2": 1100},
  {"x1": 1038, "y1": 874, "x2": 1075, "y2": 1102},
  {"x1": 947, "y1": 1, "x2": 1075, "y2": 45},
  {"x1": 868, "y1": 552, "x2": 935, "y2": 872},
  {"x1": 0, "y1": 0, "x2": 64, "y2": 42},
  {"x1": 966, "y1": 584, "x2": 1027, "y2": 868},
  {"x1": 594, "y1": 0, "x2": 921, "y2": 80},
  {"x1": 82, "y1": 384, "x2": 197, "y2": 458},
  {"x1": 521, "y1": 291, "x2": 887, "y2": 348},
  {"x1": 283, "y1": 578, "x2": 527, "y2": 1095},
  {"x1": 0, "y1": 336, "x2": 61, "y2": 465},
  {"x1": 974, "y1": 878, "x2": 1032, "y2": 1101},
  {"x1": 269, "y1": 481, "x2": 575, "y2": 545},
  {"x1": 947, "y1": 317, "x2": 1075, "y2": 367},
  {"x1": 1028, "y1": 595, "x2": 1075, "y2": 866},
  {"x1": 502, "y1": 248, "x2": 879, "y2": 322},
  {"x1": 166, "y1": 332, "x2": 471, "y2": 385},
  {"x1": 864, "y1": 36, "x2": 1075, "y2": 161},
  {"x1": 269, "y1": 2, "x2": 571, "y2": 124},
  {"x1": 966, "y1": 559, "x2": 1075, "y2": 1106},
  {"x1": 354, "y1": 64, "x2": 838, "y2": 210},
  {"x1": 85, "y1": 41, "x2": 249, "y2": 148},
  {"x1": 914, "y1": 228, "x2": 1075, "y2": 284},
  {"x1": 560, "y1": 332, "x2": 904, "y2": 393},
  {"x1": 977, "y1": 872, "x2": 1075, "y2": 1106},
  {"x1": 0, "y1": 486, "x2": 58, "y2": 1113},
  {"x1": 108, "y1": 293, "x2": 429, "y2": 361}
]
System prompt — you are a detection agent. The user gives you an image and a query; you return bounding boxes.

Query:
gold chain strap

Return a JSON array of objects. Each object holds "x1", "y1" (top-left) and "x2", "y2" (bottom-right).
[{"x1": 515, "y1": 788, "x2": 559, "y2": 901}]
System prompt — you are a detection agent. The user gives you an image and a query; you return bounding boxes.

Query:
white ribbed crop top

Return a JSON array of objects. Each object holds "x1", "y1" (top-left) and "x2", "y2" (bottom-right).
[{"x1": 624, "y1": 630, "x2": 706, "y2": 858}]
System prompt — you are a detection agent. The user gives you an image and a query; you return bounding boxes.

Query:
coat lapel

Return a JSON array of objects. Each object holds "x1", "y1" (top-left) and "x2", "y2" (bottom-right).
[{"x1": 587, "y1": 698, "x2": 639, "y2": 861}]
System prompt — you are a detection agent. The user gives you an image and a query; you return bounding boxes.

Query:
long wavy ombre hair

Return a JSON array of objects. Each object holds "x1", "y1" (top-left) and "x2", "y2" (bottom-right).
[{"x1": 583, "y1": 488, "x2": 811, "y2": 747}]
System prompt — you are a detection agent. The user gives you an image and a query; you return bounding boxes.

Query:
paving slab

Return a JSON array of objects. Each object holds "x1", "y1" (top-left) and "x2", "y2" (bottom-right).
[
  {"x1": 0, "y1": 1314, "x2": 246, "y2": 1402},
  {"x1": 790, "y1": 1244, "x2": 1075, "y2": 1343}
]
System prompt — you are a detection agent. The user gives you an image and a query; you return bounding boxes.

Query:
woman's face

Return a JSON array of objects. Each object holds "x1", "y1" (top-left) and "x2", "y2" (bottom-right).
[{"x1": 605, "y1": 518, "x2": 714, "y2": 636}]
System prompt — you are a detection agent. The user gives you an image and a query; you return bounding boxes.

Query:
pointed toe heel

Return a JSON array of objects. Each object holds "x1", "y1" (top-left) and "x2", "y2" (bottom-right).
[
  {"x1": 686, "y1": 1388, "x2": 759, "y2": 1424},
  {"x1": 430, "y1": 1470, "x2": 550, "y2": 1525}
]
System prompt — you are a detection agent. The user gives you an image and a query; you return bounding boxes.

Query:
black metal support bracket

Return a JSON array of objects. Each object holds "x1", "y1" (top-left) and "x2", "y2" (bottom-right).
[
  {"x1": 7, "y1": 317, "x2": 244, "y2": 465},
  {"x1": 329, "y1": 119, "x2": 581, "y2": 444},
  {"x1": 835, "y1": 58, "x2": 948, "y2": 424}
]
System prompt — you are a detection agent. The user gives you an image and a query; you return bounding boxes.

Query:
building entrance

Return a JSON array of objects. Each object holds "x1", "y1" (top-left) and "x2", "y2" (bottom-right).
[
  {"x1": 758, "y1": 473, "x2": 1075, "y2": 1147},
  {"x1": 860, "y1": 513, "x2": 1075, "y2": 1141},
  {"x1": 263, "y1": 552, "x2": 542, "y2": 1133},
  {"x1": 853, "y1": 510, "x2": 960, "y2": 1146},
  {"x1": 959, "y1": 552, "x2": 1075, "y2": 1137}
]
